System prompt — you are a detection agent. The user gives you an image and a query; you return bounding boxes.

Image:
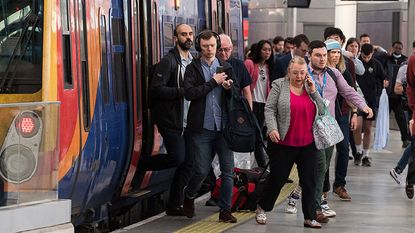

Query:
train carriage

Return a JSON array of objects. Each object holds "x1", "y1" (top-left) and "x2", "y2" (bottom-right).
[{"x1": 0, "y1": 0, "x2": 244, "y2": 231}]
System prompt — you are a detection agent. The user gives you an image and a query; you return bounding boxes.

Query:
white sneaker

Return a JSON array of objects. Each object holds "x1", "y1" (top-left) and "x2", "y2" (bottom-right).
[
  {"x1": 389, "y1": 168, "x2": 403, "y2": 185},
  {"x1": 285, "y1": 199, "x2": 298, "y2": 214},
  {"x1": 321, "y1": 202, "x2": 336, "y2": 218}
]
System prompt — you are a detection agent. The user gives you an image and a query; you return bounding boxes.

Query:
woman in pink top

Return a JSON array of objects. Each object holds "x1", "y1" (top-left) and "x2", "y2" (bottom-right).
[
  {"x1": 244, "y1": 40, "x2": 274, "y2": 168},
  {"x1": 254, "y1": 57, "x2": 325, "y2": 228}
]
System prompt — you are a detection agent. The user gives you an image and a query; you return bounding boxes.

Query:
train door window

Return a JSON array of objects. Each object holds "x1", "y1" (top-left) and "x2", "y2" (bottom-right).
[
  {"x1": 100, "y1": 14, "x2": 109, "y2": 104},
  {"x1": 231, "y1": 28, "x2": 238, "y2": 55},
  {"x1": 79, "y1": 0, "x2": 91, "y2": 131},
  {"x1": 111, "y1": 16, "x2": 128, "y2": 102},
  {"x1": 217, "y1": 1, "x2": 223, "y2": 32},
  {"x1": 133, "y1": 0, "x2": 142, "y2": 121},
  {"x1": 151, "y1": 1, "x2": 160, "y2": 64},
  {"x1": 61, "y1": 0, "x2": 73, "y2": 89},
  {"x1": 163, "y1": 22, "x2": 173, "y2": 48}
]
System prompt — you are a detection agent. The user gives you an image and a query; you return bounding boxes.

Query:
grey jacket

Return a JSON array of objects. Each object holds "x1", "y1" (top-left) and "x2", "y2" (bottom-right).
[{"x1": 265, "y1": 77, "x2": 326, "y2": 141}]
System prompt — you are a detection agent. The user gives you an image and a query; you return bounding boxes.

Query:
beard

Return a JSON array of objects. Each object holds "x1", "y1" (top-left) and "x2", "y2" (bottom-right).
[{"x1": 178, "y1": 39, "x2": 193, "y2": 51}]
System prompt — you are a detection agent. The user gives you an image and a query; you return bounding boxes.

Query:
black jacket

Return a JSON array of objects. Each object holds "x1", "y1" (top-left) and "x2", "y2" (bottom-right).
[
  {"x1": 183, "y1": 58, "x2": 234, "y2": 133},
  {"x1": 151, "y1": 48, "x2": 185, "y2": 131},
  {"x1": 384, "y1": 54, "x2": 407, "y2": 97}
]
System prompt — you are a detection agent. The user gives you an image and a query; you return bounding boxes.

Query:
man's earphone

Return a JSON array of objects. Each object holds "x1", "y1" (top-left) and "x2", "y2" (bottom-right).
[{"x1": 194, "y1": 30, "x2": 221, "y2": 52}]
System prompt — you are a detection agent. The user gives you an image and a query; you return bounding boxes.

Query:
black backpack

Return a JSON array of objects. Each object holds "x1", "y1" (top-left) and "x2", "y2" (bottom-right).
[{"x1": 223, "y1": 85, "x2": 260, "y2": 152}]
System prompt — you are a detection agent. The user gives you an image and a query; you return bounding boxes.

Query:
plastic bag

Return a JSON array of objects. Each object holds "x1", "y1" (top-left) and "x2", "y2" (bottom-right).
[{"x1": 373, "y1": 88, "x2": 389, "y2": 151}]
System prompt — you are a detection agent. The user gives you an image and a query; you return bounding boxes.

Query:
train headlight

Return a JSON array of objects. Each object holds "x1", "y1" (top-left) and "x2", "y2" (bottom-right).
[
  {"x1": 0, "y1": 145, "x2": 37, "y2": 183},
  {"x1": 0, "y1": 110, "x2": 42, "y2": 183}
]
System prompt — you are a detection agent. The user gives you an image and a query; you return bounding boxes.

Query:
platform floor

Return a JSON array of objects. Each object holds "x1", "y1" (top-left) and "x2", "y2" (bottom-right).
[{"x1": 116, "y1": 130, "x2": 415, "y2": 233}]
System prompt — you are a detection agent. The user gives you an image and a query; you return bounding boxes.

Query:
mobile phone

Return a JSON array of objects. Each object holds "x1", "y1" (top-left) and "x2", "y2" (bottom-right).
[{"x1": 216, "y1": 66, "x2": 225, "y2": 74}]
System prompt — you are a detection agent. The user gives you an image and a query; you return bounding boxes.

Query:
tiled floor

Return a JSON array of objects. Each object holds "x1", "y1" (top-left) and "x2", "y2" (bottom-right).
[{"x1": 120, "y1": 130, "x2": 415, "y2": 233}]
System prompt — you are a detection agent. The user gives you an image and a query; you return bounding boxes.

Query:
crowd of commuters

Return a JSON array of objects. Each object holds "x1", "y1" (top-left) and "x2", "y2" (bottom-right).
[{"x1": 150, "y1": 22, "x2": 415, "y2": 229}]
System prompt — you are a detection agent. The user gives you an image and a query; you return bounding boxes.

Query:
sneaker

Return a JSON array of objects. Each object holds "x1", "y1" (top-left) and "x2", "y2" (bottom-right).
[
  {"x1": 321, "y1": 201, "x2": 336, "y2": 218},
  {"x1": 406, "y1": 183, "x2": 414, "y2": 199},
  {"x1": 389, "y1": 168, "x2": 403, "y2": 185},
  {"x1": 354, "y1": 152, "x2": 363, "y2": 166},
  {"x1": 205, "y1": 197, "x2": 217, "y2": 206},
  {"x1": 219, "y1": 209, "x2": 237, "y2": 223},
  {"x1": 285, "y1": 199, "x2": 298, "y2": 214},
  {"x1": 304, "y1": 219, "x2": 321, "y2": 228},
  {"x1": 362, "y1": 156, "x2": 371, "y2": 167},
  {"x1": 402, "y1": 140, "x2": 410, "y2": 148},
  {"x1": 333, "y1": 186, "x2": 352, "y2": 201},
  {"x1": 316, "y1": 210, "x2": 329, "y2": 223},
  {"x1": 255, "y1": 206, "x2": 267, "y2": 225}
]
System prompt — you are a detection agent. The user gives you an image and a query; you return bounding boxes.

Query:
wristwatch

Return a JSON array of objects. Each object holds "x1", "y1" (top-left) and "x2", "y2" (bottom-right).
[{"x1": 351, "y1": 111, "x2": 358, "y2": 117}]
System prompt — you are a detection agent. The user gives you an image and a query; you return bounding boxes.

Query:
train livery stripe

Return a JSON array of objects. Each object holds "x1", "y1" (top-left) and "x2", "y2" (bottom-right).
[
  {"x1": 174, "y1": 166, "x2": 300, "y2": 233},
  {"x1": 42, "y1": 0, "x2": 58, "y2": 101}
]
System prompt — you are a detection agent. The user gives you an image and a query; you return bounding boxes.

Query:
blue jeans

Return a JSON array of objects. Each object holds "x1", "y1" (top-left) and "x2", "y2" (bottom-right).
[
  {"x1": 334, "y1": 114, "x2": 351, "y2": 188},
  {"x1": 396, "y1": 143, "x2": 412, "y2": 172},
  {"x1": 185, "y1": 129, "x2": 234, "y2": 211}
]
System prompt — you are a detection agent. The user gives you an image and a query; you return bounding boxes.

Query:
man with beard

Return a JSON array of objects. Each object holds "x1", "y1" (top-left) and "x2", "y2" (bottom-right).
[{"x1": 150, "y1": 23, "x2": 194, "y2": 216}]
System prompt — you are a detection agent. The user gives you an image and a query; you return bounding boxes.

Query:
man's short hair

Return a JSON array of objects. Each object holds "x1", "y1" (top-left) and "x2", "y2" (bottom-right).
[
  {"x1": 293, "y1": 34, "x2": 309, "y2": 48},
  {"x1": 284, "y1": 37, "x2": 294, "y2": 45},
  {"x1": 173, "y1": 23, "x2": 186, "y2": 37},
  {"x1": 324, "y1": 27, "x2": 346, "y2": 42},
  {"x1": 308, "y1": 40, "x2": 326, "y2": 55},
  {"x1": 361, "y1": 43, "x2": 374, "y2": 55},
  {"x1": 359, "y1": 33, "x2": 370, "y2": 40},
  {"x1": 273, "y1": 36, "x2": 284, "y2": 44},
  {"x1": 413, "y1": 40, "x2": 415, "y2": 48},
  {"x1": 392, "y1": 41, "x2": 403, "y2": 47}
]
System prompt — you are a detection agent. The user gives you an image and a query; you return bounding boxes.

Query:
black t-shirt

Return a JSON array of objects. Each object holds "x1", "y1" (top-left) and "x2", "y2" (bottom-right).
[{"x1": 227, "y1": 57, "x2": 252, "y2": 89}]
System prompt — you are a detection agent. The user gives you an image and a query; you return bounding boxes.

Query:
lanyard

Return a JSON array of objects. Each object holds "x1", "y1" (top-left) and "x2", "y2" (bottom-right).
[{"x1": 308, "y1": 67, "x2": 326, "y2": 97}]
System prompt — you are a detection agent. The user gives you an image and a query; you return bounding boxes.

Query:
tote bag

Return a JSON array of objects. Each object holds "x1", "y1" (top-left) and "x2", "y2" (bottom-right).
[{"x1": 313, "y1": 107, "x2": 344, "y2": 150}]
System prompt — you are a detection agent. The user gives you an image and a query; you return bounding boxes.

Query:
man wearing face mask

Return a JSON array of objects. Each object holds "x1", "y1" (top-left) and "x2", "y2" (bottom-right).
[
  {"x1": 150, "y1": 24, "x2": 194, "y2": 216},
  {"x1": 384, "y1": 41, "x2": 410, "y2": 148}
]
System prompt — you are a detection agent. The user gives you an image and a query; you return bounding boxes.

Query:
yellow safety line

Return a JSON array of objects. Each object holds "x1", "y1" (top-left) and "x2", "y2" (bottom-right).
[{"x1": 174, "y1": 166, "x2": 299, "y2": 233}]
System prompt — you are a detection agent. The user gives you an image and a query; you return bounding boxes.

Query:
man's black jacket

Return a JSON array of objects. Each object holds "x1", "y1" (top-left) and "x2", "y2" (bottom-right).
[
  {"x1": 183, "y1": 58, "x2": 235, "y2": 133},
  {"x1": 150, "y1": 47, "x2": 185, "y2": 131}
]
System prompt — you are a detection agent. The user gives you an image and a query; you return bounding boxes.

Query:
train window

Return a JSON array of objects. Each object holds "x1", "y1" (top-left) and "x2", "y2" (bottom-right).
[
  {"x1": 163, "y1": 23, "x2": 174, "y2": 48},
  {"x1": 217, "y1": 1, "x2": 223, "y2": 32},
  {"x1": 0, "y1": 0, "x2": 43, "y2": 94},
  {"x1": 151, "y1": 2, "x2": 160, "y2": 63},
  {"x1": 111, "y1": 17, "x2": 128, "y2": 102},
  {"x1": 100, "y1": 15, "x2": 109, "y2": 104},
  {"x1": 79, "y1": 0, "x2": 91, "y2": 131},
  {"x1": 133, "y1": 0, "x2": 142, "y2": 121},
  {"x1": 61, "y1": 0, "x2": 73, "y2": 89}
]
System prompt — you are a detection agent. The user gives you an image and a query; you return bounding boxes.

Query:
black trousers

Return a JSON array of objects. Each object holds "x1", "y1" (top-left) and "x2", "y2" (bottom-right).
[
  {"x1": 253, "y1": 102, "x2": 268, "y2": 168},
  {"x1": 390, "y1": 97, "x2": 410, "y2": 142},
  {"x1": 258, "y1": 141, "x2": 317, "y2": 220},
  {"x1": 407, "y1": 137, "x2": 415, "y2": 184}
]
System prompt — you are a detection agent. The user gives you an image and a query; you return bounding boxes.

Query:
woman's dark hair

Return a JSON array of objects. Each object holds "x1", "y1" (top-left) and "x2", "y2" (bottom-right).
[
  {"x1": 251, "y1": 40, "x2": 274, "y2": 72},
  {"x1": 346, "y1": 37, "x2": 360, "y2": 51}
]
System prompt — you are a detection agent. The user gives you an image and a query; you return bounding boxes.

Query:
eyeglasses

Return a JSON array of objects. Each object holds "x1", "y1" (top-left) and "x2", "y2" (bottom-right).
[{"x1": 218, "y1": 47, "x2": 231, "y2": 53}]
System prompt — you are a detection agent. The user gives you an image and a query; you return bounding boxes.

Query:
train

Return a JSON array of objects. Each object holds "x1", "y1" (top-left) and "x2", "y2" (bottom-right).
[{"x1": 0, "y1": 0, "x2": 244, "y2": 232}]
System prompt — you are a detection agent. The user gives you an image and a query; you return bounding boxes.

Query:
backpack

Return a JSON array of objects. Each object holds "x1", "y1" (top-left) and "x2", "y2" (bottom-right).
[
  {"x1": 211, "y1": 167, "x2": 269, "y2": 212},
  {"x1": 223, "y1": 84, "x2": 260, "y2": 152}
]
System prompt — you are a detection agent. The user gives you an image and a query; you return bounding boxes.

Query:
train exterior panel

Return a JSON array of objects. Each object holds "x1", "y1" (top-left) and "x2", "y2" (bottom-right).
[{"x1": 0, "y1": 0, "x2": 244, "y2": 231}]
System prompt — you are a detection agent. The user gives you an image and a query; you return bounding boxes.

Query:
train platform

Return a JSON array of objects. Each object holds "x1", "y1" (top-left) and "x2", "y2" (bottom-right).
[{"x1": 114, "y1": 129, "x2": 415, "y2": 233}]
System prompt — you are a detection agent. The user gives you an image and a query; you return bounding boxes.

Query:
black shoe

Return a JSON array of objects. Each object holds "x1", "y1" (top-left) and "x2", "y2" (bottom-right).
[
  {"x1": 361, "y1": 157, "x2": 371, "y2": 167},
  {"x1": 166, "y1": 206, "x2": 185, "y2": 216},
  {"x1": 205, "y1": 197, "x2": 217, "y2": 206},
  {"x1": 406, "y1": 183, "x2": 414, "y2": 199},
  {"x1": 219, "y1": 209, "x2": 237, "y2": 223},
  {"x1": 354, "y1": 152, "x2": 363, "y2": 166},
  {"x1": 183, "y1": 196, "x2": 195, "y2": 218},
  {"x1": 402, "y1": 140, "x2": 410, "y2": 148},
  {"x1": 349, "y1": 155, "x2": 354, "y2": 160}
]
